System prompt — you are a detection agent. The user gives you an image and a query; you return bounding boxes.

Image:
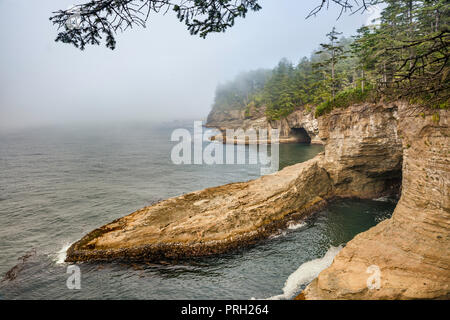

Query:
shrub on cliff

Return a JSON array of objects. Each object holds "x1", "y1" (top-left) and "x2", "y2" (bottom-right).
[{"x1": 315, "y1": 85, "x2": 375, "y2": 117}]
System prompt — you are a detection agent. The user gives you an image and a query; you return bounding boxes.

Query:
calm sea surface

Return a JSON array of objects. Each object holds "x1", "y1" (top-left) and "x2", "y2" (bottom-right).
[{"x1": 0, "y1": 122, "x2": 395, "y2": 299}]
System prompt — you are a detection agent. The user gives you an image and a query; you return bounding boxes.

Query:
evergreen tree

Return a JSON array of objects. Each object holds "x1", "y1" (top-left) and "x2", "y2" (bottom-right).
[
  {"x1": 353, "y1": 0, "x2": 449, "y2": 105},
  {"x1": 211, "y1": 1, "x2": 449, "y2": 121},
  {"x1": 313, "y1": 27, "x2": 347, "y2": 99}
]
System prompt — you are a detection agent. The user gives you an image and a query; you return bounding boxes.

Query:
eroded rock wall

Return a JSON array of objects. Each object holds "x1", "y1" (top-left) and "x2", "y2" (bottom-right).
[
  {"x1": 268, "y1": 108, "x2": 322, "y2": 144},
  {"x1": 206, "y1": 106, "x2": 323, "y2": 144},
  {"x1": 318, "y1": 104, "x2": 403, "y2": 199},
  {"x1": 301, "y1": 103, "x2": 450, "y2": 299}
]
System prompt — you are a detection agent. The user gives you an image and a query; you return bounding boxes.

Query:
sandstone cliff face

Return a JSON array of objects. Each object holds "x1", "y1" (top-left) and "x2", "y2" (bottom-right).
[
  {"x1": 318, "y1": 104, "x2": 403, "y2": 199},
  {"x1": 206, "y1": 108, "x2": 267, "y2": 131},
  {"x1": 301, "y1": 104, "x2": 449, "y2": 299},
  {"x1": 267, "y1": 109, "x2": 322, "y2": 144},
  {"x1": 206, "y1": 106, "x2": 323, "y2": 144},
  {"x1": 206, "y1": 108, "x2": 246, "y2": 128}
]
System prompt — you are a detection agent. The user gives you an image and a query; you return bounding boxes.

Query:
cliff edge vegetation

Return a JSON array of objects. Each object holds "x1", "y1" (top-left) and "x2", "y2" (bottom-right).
[{"x1": 207, "y1": 0, "x2": 448, "y2": 126}]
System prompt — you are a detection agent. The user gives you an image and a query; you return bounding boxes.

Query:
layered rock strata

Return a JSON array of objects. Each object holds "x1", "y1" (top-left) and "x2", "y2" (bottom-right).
[
  {"x1": 206, "y1": 106, "x2": 323, "y2": 144},
  {"x1": 300, "y1": 104, "x2": 449, "y2": 299},
  {"x1": 66, "y1": 157, "x2": 332, "y2": 262}
]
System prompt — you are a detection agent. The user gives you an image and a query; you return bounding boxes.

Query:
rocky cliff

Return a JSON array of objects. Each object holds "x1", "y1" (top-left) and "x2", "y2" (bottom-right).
[
  {"x1": 318, "y1": 103, "x2": 403, "y2": 199},
  {"x1": 206, "y1": 106, "x2": 323, "y2": 144},
  {"x1": 300, "y1": 104, "x2": 449, "y2": 299}
]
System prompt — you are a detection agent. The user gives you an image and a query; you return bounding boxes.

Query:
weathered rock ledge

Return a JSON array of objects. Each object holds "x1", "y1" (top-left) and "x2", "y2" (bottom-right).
[
  {"x1": 206, "y1": 106, "x2": 323, "y2": 145},
  {"x1": 67, "y1": 157, "x2": 333, "y2": 262},
  {"x1": 67, "y1": 103, "x2": 404, "y2": 264}
]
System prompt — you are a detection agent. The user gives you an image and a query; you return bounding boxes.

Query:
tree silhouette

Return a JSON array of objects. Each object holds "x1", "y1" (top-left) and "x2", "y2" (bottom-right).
[{"x1": 49, "y1": 0, "x2": 379, "y2": 50}]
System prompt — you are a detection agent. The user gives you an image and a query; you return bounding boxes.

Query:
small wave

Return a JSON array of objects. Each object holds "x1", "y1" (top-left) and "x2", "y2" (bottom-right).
[
  {"x1": 263, "y1": 245, "x2": 343, "y2": 300},
  {"x1": 287, "y1": 221, "x2": 306, "y2": 230},
  {"x1": 269, "y1": 221, "x2": 307, "y2": 240},
  {"x1": 55, "y1": 242, "x2": 72, "y2": 264}
]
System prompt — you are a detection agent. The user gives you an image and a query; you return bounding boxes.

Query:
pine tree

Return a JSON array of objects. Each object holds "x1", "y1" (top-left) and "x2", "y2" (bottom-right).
[{"x1": 313, "y1": 27, "x2": 347, "y2": 99}]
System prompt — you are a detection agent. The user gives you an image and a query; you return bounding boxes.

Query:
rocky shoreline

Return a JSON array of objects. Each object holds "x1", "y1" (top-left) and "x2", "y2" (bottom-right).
[
  {"x1": 66, "y1": 102, "x2": 449, "y2": 299},
  {"x1": 206, "y1": 106, "x2": 323, "y2": 145},
  {"x1": 66, "y1": 156, "x2": 334, "y2": 262},
  {"x1": 66, "y1": 195, "x2": 331, "y2": 263}
]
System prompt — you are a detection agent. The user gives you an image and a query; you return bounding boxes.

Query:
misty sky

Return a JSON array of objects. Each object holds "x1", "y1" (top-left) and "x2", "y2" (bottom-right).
[{"x1": 0, "y1": 0, "x2": 381, "y2": 130}]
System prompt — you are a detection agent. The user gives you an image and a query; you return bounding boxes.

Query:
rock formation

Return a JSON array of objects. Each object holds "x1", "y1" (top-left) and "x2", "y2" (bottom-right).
[
  {"x1": 66, "y1": 102, "x2": 449, "y2": 299},
  {"x1": 206, "y1": 106, "x2": 323, "y2": 144},
  {"x1": 66, "y1": 157, "x2": 333, "y2": 262},
  {"x1": 318, "y1": 103, "x2": 403, "y2": 199},
  {"x1": 67, "y1": 103, "x2": 402, "y2": 262},
  {"x1": 301, "y1": 104, "x2": 449, "y2": 299}
]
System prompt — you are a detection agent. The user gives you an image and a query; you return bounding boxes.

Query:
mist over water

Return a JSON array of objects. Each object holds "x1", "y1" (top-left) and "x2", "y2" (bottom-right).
[
  {"x1": 0, "y1": 123, "x2": 395, "y2": 299},
  {"x1": 0, "y1": 1, "x2": 372, "y2": 130}
]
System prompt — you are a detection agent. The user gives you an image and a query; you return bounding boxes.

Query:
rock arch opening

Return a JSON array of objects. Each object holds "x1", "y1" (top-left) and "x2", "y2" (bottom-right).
[{"x1": 290, "y1": 127, "x2": 311, "y2": 144}]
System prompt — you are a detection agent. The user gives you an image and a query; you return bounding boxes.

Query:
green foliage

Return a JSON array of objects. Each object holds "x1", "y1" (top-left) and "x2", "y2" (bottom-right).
[
  {"x1": 211, "y1": 1, "x2": 449, "y2": 120},
  {"x1": 350, "y1": 0, "x2": 449, "y2": 107},
  {"x1": 305, "y1": 105, "x2": 312, "y2": 114},
  {"x1": 437, "y1": 101, "x2": 449, "y2": 109},
  {"x1": 315, "y1": 85, "x2": 374, "y2": 117},
  {"x1": 312, "y1": 27, "x2": 348, "y2": 99},
  {"x1": 263, "y1": 58, "x2": 296, "y2": 120},
  {"x1": 211, "y1": 42, "x2": 357, "y2": 121}
]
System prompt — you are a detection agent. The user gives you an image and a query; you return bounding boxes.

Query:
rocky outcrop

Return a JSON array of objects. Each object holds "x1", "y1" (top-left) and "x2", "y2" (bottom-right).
[
  {"x1": 66, "y1": 157, "x2": 333, "y2": 262},
  {"x1": 206, "y1": 106, "x2": 323, "y2": 144},
  {"x1": 70, "y1": 101, "x2": 448, "y2": 299},
  {"x1": 206, "y1": 108, "x2": 267, "y2": 132},
  {"x1": 66, "y1": 103, "x2": 405, "y2": 264},
  {"x1": 268, "y1": 108, "x2": 322, "y2": 144},
  {"x1": 318, "y1": 103, "x2": 403, "y2": 199},
  {"x1": 301, "y1": 104, "x2": 450, "y2": 299}
]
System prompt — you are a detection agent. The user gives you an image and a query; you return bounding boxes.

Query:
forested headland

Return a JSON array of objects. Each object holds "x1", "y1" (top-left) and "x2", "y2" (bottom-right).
[{"x1": 210, "y1": 1, "x2": 449, "y2": 120}]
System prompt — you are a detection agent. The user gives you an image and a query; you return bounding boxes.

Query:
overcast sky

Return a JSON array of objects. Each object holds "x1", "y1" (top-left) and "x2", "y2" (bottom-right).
[{"x1": 0, "y1": 0, "x2": 381, "y2": 130}]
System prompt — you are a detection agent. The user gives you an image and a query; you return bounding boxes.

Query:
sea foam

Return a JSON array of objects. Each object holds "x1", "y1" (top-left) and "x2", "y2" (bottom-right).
[
  {"x1": 287, "y1": 221, "x2": 307, "y2": 230},
  {"x1": 55, "y1": 242, "x2": 72, "y2": 264},
  {"x1": 264, "y1": 245, "x2": 343, "y2": 300}
]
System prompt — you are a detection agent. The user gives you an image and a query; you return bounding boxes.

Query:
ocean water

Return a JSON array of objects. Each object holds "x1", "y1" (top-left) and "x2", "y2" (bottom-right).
[{"x1": 0, "y1": 122, "x2": 395, "y2": 299}]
